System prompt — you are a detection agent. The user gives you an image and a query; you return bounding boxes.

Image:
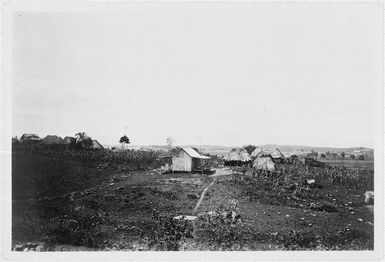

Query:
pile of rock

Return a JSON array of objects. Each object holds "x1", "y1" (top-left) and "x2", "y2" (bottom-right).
[{"x1": 12, "y1": 242, "x2": 44, "y2": 252}]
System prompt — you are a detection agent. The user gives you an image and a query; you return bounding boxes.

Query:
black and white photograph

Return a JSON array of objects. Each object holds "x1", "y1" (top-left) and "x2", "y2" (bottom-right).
[{"x1": 1, "y1": 1, "x2": 384, "y2": 259}]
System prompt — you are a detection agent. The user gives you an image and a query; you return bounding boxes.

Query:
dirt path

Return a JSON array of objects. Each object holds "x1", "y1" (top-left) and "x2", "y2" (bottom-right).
[
  {"x1": 193, "y1": 180, "x2": 215, "y2": 213},
  {"x1": 210, "y1": 168, "x2": 233, "y2": 177},
  {"x1": 193, "y1": 168, "x2": 233, "y2": 213}
]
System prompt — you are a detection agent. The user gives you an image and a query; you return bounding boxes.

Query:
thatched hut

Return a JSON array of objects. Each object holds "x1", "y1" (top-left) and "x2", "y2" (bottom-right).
[
  {"x1": 63, "y1": 136, "x2": 76, "y2": 145},
  {"x1": 270, "y1": 148, "x2": 285, "y2": 163},
  {"x1": 223, "y1": 148, "x2": 251, "y2": 166},
  {"x1": 253, "y1": 154, "x2": 275, "y2": 171},
  {"x1": 20, "y1": 133, "x2": 41, "y2": 143},
  {"x1": 42, "y1": 135, "x2": 64, "y2": 145}
]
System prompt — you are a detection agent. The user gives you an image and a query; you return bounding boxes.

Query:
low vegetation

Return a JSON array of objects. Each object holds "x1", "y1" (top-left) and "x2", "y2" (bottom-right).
[{"x1": 12, "y1": 143, "x2": 374, "y2": 251}]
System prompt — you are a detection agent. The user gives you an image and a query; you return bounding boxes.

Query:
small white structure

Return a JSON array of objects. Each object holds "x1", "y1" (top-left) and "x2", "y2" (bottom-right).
[{"x1": 171, "y1": 147, "x2": 210, "y2": 172}]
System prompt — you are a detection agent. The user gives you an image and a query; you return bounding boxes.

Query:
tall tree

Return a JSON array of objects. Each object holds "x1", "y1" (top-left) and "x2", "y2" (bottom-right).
[{"x1": 119, "y1": 135, "x2": 130, "y2": 149}]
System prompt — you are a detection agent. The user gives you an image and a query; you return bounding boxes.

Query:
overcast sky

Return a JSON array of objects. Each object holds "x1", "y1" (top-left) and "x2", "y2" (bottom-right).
[{"x1": 12, "y1": 4, "x2": 382, "y2": 147}]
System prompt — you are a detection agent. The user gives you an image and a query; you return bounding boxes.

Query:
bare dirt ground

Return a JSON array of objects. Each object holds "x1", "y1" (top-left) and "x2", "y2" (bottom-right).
[{"x1": 12, "y1": 154, "x2": 374, "y2": 251}]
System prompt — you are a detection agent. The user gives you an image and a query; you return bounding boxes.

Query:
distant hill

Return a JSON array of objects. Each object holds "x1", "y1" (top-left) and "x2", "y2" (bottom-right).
[
  {"x1": 103, "y1": 144, "x2": 373, "y2": 157},
  {"x1": 257, "y1": 144, "x2": 373, "y2": 154}
]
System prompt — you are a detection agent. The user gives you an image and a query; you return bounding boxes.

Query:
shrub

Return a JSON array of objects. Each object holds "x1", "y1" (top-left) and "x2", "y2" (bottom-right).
[
  {"x1": 147, "y1": 209, "x2": 193, "y2": 250},
  {"x1": 195, "y1": 200, "x2": 244, "y2": 249}
]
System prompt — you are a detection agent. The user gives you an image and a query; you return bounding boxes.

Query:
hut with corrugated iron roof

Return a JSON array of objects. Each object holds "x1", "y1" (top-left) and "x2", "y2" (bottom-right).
[{"x1": 170, "y1": 147, "x2": 211, "y2": 172}]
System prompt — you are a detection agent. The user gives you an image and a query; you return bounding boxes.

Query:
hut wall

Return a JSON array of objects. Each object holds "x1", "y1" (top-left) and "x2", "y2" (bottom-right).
[
  {"x1": 172, "y1": 150, "x2": 192, "y2": 172},
  {"x1": 191, "y1": 158, "x2": 202, "y2": 170}
]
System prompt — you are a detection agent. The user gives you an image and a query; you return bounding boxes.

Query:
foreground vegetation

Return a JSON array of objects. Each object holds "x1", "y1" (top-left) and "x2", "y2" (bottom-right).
[{"x1": 12, "y1": 145, "x2": 374, "y2": 251}]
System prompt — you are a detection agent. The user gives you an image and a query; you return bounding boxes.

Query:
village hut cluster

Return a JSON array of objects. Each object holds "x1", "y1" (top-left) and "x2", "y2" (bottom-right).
[
  {"x1": 14, "y1": 133, "x2": 104, "y2": 149},
  {"x1": 223, "y1": 147, "x2": 289, "y2": 172}
]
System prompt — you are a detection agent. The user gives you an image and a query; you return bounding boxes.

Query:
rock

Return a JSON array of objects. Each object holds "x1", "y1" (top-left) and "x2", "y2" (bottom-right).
[
  {"x1": 367, "y1": 221, "x2": 373, "y2": 226},
  {"x1": 307, "y1": 179, "x2": 315, "y2": 185},
  {"x1": 23, "y1": 248, "x2": 29, "y2": 252},
  {"x1": 35, "y1": 245, "x2": 42, "y2": 252},
  {"x1": 231, "y1": 210, "x2": 240, "y2": 222},
  {"x1": 365, "y1": 191, "x2": 374, "y2": 204},
  {"x1": 358, "y1": 218, "x2": 363, "y2": 222},
  {"x1": 14, "y1": 244, "x2": 23, "y2": 251},
  {"x1": 366, "y1": 205, "x2": 374, "y2": 214},
  {"x1": 286, "y1": 214, "x2": 290, "y2": 217},
  {"x1": 173, "y1": 215, "x2": 197, "y2": 221}
]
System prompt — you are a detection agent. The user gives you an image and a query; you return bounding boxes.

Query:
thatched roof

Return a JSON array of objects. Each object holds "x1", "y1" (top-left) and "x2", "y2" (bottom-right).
[
  {"x1": 223, "y1": 148, "x2": 251, "y2": 162},
  {"x1": 91, "y1": 140, "x2": 104, "y2": 149},
  {"x1": 270, "y1": 148, "x2": 285, "y2": 159},
  {"x1": 63, "y1": 136, "x2": 76, "y2": 144},
  {"x1": 20, "y1": 133, "x2": 40, "y2": 141},
  {"x1": 255, "y1": 149, "x2": 272, "y2": 158},
  {"x1": 253, "y1": 156, "x2": 275, "y2": 171},
  {"x1": 255, "y1": 148, "x2": 285, "y2": 159},
  {"x1": 42, "y1": 135, "x2": 63, "y2": 144},
  {"x1": 251, "y1": 147, "x2": 263, "y2": 157}
]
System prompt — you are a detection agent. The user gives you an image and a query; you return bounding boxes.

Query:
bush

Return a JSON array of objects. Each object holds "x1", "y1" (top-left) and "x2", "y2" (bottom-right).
[
  {"x1": 195, "y1": 200, "x2": 244, "y2": 248},
  {"x1": 47, "y1": 209, "x2": 106, "y2": 248},
  {"x1": 148, "y1": 209, "x2": 193, "y2": 250}
]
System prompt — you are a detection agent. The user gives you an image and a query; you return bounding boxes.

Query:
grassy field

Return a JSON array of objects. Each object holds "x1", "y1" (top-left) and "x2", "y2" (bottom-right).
[
  {"x1": 12, "y1": 150, "x2": 374, "y2": 251},
  {"x1": 320, "y1": 160, "x2": 374, "y2": 170}
]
